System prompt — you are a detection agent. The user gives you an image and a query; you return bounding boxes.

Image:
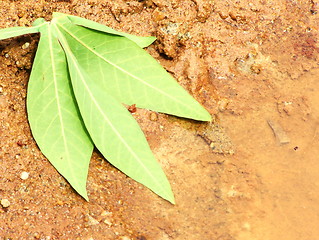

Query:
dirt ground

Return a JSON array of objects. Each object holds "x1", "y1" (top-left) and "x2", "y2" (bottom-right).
[{"x1": 1, "y1": 0, "x2": 319, "y2": 239}]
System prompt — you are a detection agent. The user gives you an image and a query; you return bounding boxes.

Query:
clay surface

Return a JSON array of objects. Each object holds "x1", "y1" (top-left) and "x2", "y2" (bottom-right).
[{"x1": 1, "y1": 0, "x2": 319, "y2": 239}]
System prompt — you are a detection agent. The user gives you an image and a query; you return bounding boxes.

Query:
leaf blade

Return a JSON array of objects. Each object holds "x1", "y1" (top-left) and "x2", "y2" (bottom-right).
[
  {"x1": 55, "y1": 19, "x2": 211, "y2": 121},
  {"x1": 27, "y1": 23, "x2": 94, "y2": 200},
  {"x1": 0, "y1": 26, "x2": 39, "y2": 40}
]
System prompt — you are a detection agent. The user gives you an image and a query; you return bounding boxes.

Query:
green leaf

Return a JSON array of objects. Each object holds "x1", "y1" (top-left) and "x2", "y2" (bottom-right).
[
  {"x1": 0, "y1": 26, "x2": 39, "y2": 41},
  {"x1": 27, "y1": 23, "x2": 94, "y2": 200},
  {"x1": 54, "y1": 24, "x2": 175, "y2": 203},
  {"x1": 53, "y1": 12, "x2": 156, "y2": 48},
  {"x1": 54, "y1": 17, "x2": 211, "y2": 122}
]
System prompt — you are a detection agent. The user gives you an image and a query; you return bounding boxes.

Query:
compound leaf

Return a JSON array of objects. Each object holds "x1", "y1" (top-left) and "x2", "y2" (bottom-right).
[
  {"x1": 27, "y1": 23, "x2": 94, "y2": 200},
  {"x1": 55, "y1": 25, "x2": 175, "y2": 203},
  {"x1": 1, "y1": 12, "x2": 212, "y2": 203},
  {"x1": 54, "y1": 17, "x2": 211, "y2": 122}
]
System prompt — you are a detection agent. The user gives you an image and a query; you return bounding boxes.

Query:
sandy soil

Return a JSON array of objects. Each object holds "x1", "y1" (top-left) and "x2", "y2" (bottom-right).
[{"x1": 1, "y1": 0, "x2": 319, "y2": 239}]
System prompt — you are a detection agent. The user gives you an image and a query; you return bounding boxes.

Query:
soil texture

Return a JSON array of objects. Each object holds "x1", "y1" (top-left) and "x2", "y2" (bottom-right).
[{"x1": 1, "y1": 0, "x2": 319, "y2": 239}]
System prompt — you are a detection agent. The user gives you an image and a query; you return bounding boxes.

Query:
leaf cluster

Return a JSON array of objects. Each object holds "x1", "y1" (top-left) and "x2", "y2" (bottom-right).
[{"x1": 0, "y1": 13, "x2": 211, "y2": 203}]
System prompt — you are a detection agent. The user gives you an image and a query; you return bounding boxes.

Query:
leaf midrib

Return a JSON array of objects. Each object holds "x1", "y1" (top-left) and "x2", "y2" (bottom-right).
[{"x1": 47, "y1": 26, "x2": 82, "y2": 191}]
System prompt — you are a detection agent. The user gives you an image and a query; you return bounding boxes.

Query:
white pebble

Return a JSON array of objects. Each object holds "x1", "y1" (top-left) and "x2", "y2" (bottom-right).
[
  {"x1": 119, "y1": 237, "x2": 131, "y2": 240},
  {"x1": 1, "y1": 199, "x2": 10, "y2": 208},
  {"x1": 20, "y1": 171, "x2": 29, "y2": 180},
  {"x1": 22, "y1": 42, "x2": 30, "y2": 49}
]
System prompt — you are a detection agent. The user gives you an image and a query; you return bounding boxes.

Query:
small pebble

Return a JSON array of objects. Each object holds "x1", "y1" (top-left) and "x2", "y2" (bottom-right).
[
  {"x1": 101, "y1": 211, "x2": 112, "y2": 217},
  {"x1": 22, "y1": 42, "x2": 30, "y2": 49},
  {"x1": 33, "y1": 232, "x2": 40, "y2": 239},
  {"x1": 87, "y1": 215, "x2": 99, "y2": 226},
  {"x1": 20, "y1": 171, "x2": 29, "y2": 180},
  {"x1": 55, "y1": 200, "x2": 64, "y2": 206},
  {"x1": 153, "y1": 9, "x2": 166, "y2": 21},
  {"x1": 149, "y1": 112, "x2": 158, "y2": 121},
  {"x1": 127, "y1": 104, "x2": 136, "y2": 113},
  {"x1": 119, "y1": 237, "x2": 131, "y2": 240},
  {"x1": 218, "y1": 99, "x2": 229, "y2": 112},
  {"x1": 1, "y1": 198, "x2": 10, "y2": 208},
  {"x1": 104, "y1": 219, "x2": 112, "y2": 226}
]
